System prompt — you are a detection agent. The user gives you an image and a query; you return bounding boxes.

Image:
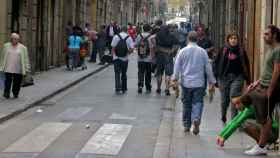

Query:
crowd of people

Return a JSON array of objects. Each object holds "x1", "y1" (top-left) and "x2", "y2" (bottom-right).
[
  {"x1": 1, "y1": 18, "x2": 280, "y2": 156},
  {"x1": 108, "y1": 20, "x2": 280, "y2": 156}
]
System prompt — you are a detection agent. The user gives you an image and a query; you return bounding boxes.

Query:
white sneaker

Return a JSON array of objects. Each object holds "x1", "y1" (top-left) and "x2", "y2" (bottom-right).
[{"x1": 244, "y1": 144, "x2": 267, "y2": 156}]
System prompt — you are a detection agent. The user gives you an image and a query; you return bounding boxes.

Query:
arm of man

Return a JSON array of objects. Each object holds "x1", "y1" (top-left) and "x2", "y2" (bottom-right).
[
  {"x1": 111, "y1": 35, "x2": 119, "y2": 57},
  {"x1": 127, "y1": 37, "x2": 135, "y2": 53},
  {"x1": 149, "y1": 36, "x2": 155, "y2": 58},
  {"x1": 134, "y1": 35, "x2": 141, "y2": 47}
]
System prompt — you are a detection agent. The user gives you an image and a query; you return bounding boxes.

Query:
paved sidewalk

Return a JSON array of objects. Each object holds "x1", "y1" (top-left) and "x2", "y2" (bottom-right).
[
  {"x1": 168, "y1": 92, "x2": 279, "y2": 158},
  {"x1": 0, "y1": 61, "x2": 109, "y2": 123}
]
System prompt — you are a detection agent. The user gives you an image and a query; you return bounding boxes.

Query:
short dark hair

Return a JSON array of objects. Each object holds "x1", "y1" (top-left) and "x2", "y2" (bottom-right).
[
  {"x1": 121, "y1": 26, "x2": 127, "y2": 32},
  {"x1": 155, "y1": 19, "x2": 163, "y2": 26},
  {"x1": 226, "y1": 32, "x2": 239, "y2": 44},
  {"x1": 151, "y1": 26, "x2": 160, "y2": 35},
  {"x1": 143, "y1": 24, "x2": 151, "y2": 32},
  {"x1": 100, "y1": 25, "x2": 106, "y2": 30},
  {"x1": 188, "y1": 31, "x2": 198, "y2": 42},
  {"x1": 267, "y1": 25, "x2": 280, "y2": 42}
]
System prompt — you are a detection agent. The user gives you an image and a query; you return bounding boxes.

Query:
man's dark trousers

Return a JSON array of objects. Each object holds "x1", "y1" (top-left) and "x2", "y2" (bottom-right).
[
  {"x1": 114, "y1": 59, "x2": 128, "y2": 92},
  {"x1": 4, "y1": 73, "x2": 23, "y2": 97},
  {"x1": 138, "y1": 62, "x2": 152, "y2": 90}
]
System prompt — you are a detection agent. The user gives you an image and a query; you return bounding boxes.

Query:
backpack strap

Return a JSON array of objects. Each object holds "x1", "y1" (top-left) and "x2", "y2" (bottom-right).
[
  {"x1": 117, "y1": 34, "x2": 123, "y2": 40},
  {"x1": 124, "y1": 36, "x2": 129, "y2": 41},
  {"x1": 140, "y1": 34, "x2": 144, "y2": 40},
  {"x1": 144, "y1": 34, "x2": 152, "y2": 41}
]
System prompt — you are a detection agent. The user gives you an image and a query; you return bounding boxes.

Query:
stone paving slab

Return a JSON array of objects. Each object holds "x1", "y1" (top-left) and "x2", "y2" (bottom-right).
[
  {"x1": 169, "y1": 93, "x2": 280, "y2": 157},
  {"x1": 0, "y1": 62, "x2": 109, "y2": 123}
]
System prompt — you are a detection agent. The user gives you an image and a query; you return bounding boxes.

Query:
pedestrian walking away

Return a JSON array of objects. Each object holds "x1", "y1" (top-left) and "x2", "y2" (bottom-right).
[
  {"x1": 106, "y1": 21, "x2": 120, "y2": 54},
  {"x1": 178, "y1": 22, "x2": 189, "y2": 48},
  {"x1": 68, "y1": 26, "x2": 83, "y2": 71},
  {"x1": 0, "y1": 33, "x2": 31, "y2": 99},
  {"x1": 111, "y1": 26, "x2": 134, "y2": 94},
  {"x1": 172, "y1": 31, "x2": 216, "y2": 135},
  {"x1": 155, "y1": 25, "x2": 179, "y2": 96},
  {"x1": 214, "y1": 32, "x2": 251, "y2": 124},
  {"x1": 135, "y1": 24, "x2": 153, "y2": 94}
]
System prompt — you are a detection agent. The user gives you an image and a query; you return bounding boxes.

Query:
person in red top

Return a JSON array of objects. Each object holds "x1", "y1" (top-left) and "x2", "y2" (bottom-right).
[{"x1": 128, "y1": 23, "x2": 137, "y2": 41}]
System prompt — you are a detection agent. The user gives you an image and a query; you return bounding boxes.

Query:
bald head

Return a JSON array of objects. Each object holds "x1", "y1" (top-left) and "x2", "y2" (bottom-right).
[
  {"x1": 10, "y1": 33, "x2": 20, "y2": 45},
  {"x1": 188, "y1": 31, "x2": 198, "y2": 43},
  {"x1": 11, "y1": 33, "x2": 20, "y2": 40}
]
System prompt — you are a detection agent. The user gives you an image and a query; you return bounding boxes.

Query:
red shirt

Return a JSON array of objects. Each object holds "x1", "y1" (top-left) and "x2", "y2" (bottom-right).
[{"x1": 128, "y1": 27, "x2": 137, "y2": 40}]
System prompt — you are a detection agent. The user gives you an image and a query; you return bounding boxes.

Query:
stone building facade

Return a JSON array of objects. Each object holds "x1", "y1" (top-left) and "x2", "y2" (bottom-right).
[
  {"x1": 0, "y1": 0, "x2": 160, "y2": 73},
  {"x1": 0, "y1": 0, "x2": 92, "y2": 72},
  {"x1": 189, "y1": 0, "x2": 280, "y2": 80}
]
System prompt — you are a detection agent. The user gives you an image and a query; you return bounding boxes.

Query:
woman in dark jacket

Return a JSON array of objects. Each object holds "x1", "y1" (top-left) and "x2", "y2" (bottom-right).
[{"x1": 214, "y1": 32, "x2": 251, "y2": 124}]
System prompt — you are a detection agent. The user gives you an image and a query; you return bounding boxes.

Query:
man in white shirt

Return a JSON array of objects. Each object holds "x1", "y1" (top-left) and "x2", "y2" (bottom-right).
[
  {"x1": 111, "y1": 26, "x2": 134, "y2": 94},
  {"x1": 135, "y1": 24, "x2": 153, "y2": 93},
  {"x1": 172, "y1": 31, "x2": 216, "y2": 135}
]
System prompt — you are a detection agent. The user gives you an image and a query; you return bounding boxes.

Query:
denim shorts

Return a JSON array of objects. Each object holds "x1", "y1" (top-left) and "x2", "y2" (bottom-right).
[{"x1": 155, "y1": 53, "x2": 174, "y2": 76}]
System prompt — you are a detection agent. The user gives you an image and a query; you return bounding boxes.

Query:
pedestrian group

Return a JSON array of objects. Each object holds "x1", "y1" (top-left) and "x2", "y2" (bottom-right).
[{"x1": 1, "y1": 19, "x2": 280, "y2": 156}]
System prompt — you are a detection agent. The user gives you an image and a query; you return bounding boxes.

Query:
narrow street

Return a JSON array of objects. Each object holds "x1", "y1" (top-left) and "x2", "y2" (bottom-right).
[
  {"x1": 0, "y1": 55, "x2": 278, "y2": 158},
  {"x1": 0, "y1": 55, "x2": 168, "y2": 158}
]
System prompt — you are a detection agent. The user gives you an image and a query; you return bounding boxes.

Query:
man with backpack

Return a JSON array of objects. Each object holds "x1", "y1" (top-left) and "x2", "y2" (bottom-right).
[
  {"x1": 135, "y1": 24, "x2": 153, "y2": 94},
  {"x1": 111, "y1": 26, "x2": 134, "y2": 94}
]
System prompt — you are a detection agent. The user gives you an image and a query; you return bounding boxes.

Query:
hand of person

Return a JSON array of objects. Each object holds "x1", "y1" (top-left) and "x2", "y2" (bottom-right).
[
  {"x1": 246, "y1": 80, "x2": 260, "y2": 92},
  {"x1": 216, "y1": 136, "x2": 225, "y2": 147},
  {"x1": 267, "y1": 87, "x2": 273, "y2": 98},
  {"x1": 209, "y1": 84, "x2": 215, "y2": 92},
  {"x1": 231, "y1": 97, "x2": 243, "y2": 110},
  {"x1": 113, "y1": 55, "x2": 118, "y2": 60}
]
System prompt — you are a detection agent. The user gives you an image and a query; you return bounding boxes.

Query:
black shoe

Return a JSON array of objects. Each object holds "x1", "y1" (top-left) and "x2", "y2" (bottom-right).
[
  {"x1": 138, "y1": 88, "x2": 143, "y2": 94},
  {"x1": 115, "y1": 90, "x2": 121, "y2": 95},
  {"x1": 3, "y1": 94, "x2": 10, "y2": 99},
  {"x1": 14, "y1": 95, "x2": 18, "y2": 99},
  {"x1": 156, "y1": 89, "x2": 161, "y2": 94},
  {"x1": 165, "y1": 89, "x2": 170, "y2": 96},
  {"x1": 98, "y1": 62, "x2": 105, "y2": 65},
  {"x1": 192, "y1": 120, "x2": 200, "y2": 135},
  {"x1": 184, "y1": 127, "x2": 190, "y2": 133},
  {"x1": 221, "y1": 116, "x2": 227, "y2": 124},
  {"x1": 146, "y1": 89, "x2": 151, "y2": 93}
]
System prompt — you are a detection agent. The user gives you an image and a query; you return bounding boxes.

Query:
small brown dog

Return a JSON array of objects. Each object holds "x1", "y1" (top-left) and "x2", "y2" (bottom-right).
[{"x1": 169, "y1": 80, "x2": 180, "y2": 98}]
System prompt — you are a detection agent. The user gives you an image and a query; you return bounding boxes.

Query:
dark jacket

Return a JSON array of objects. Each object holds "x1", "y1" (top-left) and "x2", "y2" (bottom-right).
[
  {"x1": 106, "y1": 25, "x2": 120, "y2": 39},
  {"x1": 214, "y1": 46, "x2": 251, "y2": 83}
]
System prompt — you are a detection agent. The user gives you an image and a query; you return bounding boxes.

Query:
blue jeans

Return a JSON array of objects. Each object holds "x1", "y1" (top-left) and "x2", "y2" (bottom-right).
[
  {"x1": 90, "y1": 41, "x2": 97, "y2": 62},
  {"x1": 181, "y1": 86, "x2": 205, "y2": 128},
  {"x1": 219, "y1": 74, "x2": 244, "y2": 120},
  {"x1": 68, "y1": 48, "x2": 79, "y2": 69}
]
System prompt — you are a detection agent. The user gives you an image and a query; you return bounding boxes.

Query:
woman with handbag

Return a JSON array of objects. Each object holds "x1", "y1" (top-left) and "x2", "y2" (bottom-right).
[{"x1": 0, "y1": 33, "x2": 31, "y2": 99}]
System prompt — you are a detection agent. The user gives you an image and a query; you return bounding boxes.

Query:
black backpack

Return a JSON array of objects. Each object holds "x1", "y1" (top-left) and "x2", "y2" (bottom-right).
[
  {"x1": 115, "y1": 34, "x2": 129, "y2": 57},
  {"x1": 138, "y1": 34, "x2": 151, "y2": 58}
]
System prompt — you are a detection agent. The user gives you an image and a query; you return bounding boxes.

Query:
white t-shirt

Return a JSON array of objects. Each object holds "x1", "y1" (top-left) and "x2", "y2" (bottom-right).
[
  {"x1": 5, "y1": 46, "x2": 22, "y2": 74},
  {"x1": 109, "y1": 26, "x2": 115, "y2": 37},
  {"x1": 111, "y1": 32, "x2": 134, "y2": 61},
  {"x1": 135, "y1": 32, "x2": 153, "y2": 62}
]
